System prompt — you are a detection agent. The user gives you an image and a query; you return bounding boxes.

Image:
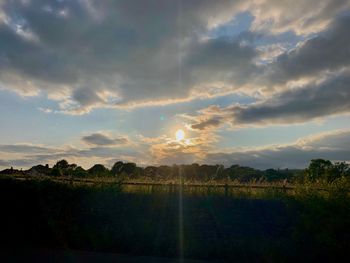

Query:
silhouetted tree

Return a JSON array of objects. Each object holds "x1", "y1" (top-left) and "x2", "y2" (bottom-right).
[
  {"x1": 88, "y1": 164, "x2": 111, "y2": 177},
  {"x1": 330, "y1": 162, "x2": 350, "y2": 180},
  {"x1": 111, "y1": 161, "x2": 124, "y2": 176},
  {"x1": 227, "y1": 165, "x2": 263, "y2": 182},
  {"x1": 72, "y1": 166, "x2": 88, "y2": 177},
  {"x1": 53, "y1": 160, "x2": 69, "y2": 170},
  {"x1": 198, "y1": 165, "x2": 218, "y2": 181},
  {"x1": 305, "y1": 159, "x2": 333, "y2": 181},
  {"x1": 123, "y1": 162, "x2": 137, "y2": 176},
  {"x1": 51, "y1": 159, "x2": 77, "y2": 176}
]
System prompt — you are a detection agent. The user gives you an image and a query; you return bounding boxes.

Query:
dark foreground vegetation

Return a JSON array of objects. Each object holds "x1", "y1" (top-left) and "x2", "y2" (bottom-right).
[
  {"x1": 1, "y1": 159, "x2": 350, "y2": 261},
  {"x1": 0, "y1": 172, "x2": 350, "y2": 262}
]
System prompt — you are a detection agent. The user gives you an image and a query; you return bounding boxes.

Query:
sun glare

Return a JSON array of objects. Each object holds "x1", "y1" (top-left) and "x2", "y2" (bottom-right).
[{"x1": 175, "y1": 129, "x2": 185, "y2": 141}]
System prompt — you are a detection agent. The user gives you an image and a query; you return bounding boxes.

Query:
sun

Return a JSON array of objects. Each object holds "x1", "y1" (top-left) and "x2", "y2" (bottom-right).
[{"x1": 175, "y1": 129, "x2": 185, "y2": 141}]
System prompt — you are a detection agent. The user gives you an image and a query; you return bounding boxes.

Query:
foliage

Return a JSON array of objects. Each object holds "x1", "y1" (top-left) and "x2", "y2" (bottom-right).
[
  {"x1": 88, "y1": 164, "x2": 111, "y2": 177},
  {"x1": 51, "y1": 159, "x2": 78, "y2": 176},
  {"x1": 71, "y1": 166, "x2": 88, "y2": 177},
  {"x1": 2, "y1": 159, "x2": 349, "y2": 187},
  {"x1": 304, "y1": 159, "x2": 350, "y2": 182},
  {"x1": 111, "y1": 161, "x2": 123, "y2": 175}
]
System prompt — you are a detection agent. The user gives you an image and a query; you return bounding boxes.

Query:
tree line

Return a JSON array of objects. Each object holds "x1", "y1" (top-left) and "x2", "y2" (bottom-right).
[{"x1": 1, "y1": 158, "x2": 349, "y2": 183}]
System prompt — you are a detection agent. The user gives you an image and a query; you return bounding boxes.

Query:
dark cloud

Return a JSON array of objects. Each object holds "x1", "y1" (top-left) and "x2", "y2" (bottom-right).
[
  {"x1": 185, "y1": 37, "x2": 258, "y2": 86},
  {"x1": 0, "y1": 0, "x2": 349, "y2": 114},
  {"x1": 72, "y1": 87, "x2": 104, "y2": 108},
  {"x1": 267, "y1": 15, "x2": 350, "y2": 84},
  {"x1": 187, "y1": 15, "x2": 350, "y2": 131},
  {"x1": 204, "y1": 146, "x2": 347, "y2": 169},
  {"x1": 234, "y1": 72, "x2": 350, "y2": 125},
  {"x1": 81, "y1": 133, "x2": 128, "y2": 146},
  {"x1": 191, "y1": 71, "x2": 350, "y2": 129},
  {"x1": 191, "y1": 117, "x2": 223, "y2": 130},
  {"x1": 0, "y1": 0, "x2": 252, "y2": 112}
]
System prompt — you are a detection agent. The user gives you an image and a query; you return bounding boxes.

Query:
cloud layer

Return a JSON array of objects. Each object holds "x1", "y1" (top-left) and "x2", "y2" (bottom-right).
[
  {"x1": 1, "y1": 129, "x2": 350, "y2": 170},
  {"x1": 190, "y1": 71, "x2": 350, "y2": 129},
  {"x1": 0, "y1": 0, "x2": 349, "y2": 114},
  {"x1": 203, "y1": 130, "x2": 350, "y2": 169}
]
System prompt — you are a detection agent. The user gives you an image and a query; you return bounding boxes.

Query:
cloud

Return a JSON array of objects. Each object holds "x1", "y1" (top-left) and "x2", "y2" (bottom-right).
[
  {"x1": 191, "y1": 117, "x2": 223, "y2": 130},
  {"x1": 0, "y1": 160, "x2": 9, "y2": 167},
  {"x1": 1, "y1": 0, "x2": 347, "y2": 114},
  {"x1": 0, "y1": 143, "x2": 137, "y2": 169},
  {"x1": 0, "y1": 0, "x2": 254, "y2": 113},
  {"x1": 185, "y1": 37, "x2": 258, "y2": 86},
  {"x1": 0, "y1": 132, "x2": 139, "y2": 169},
  {"x1": 266, "y1": 15, "x2": 350, "y2": 85},
  {"x1": 0, "y1": 158, "x2": 39, "y2": 168},
  {"x1": 185, "y1": 15, "x2": 350, "y2": 131},
  {"x1": 0, "y1": 144, "x2": 78, "y2": 169},
  {"x1": 81, "y1": 132, "x2": 129, "y2": 146},
  {"x1": 1, "y1": 129, "x2": 349, "y2": 170},
  {"x1": 147, "y1": 130, "x2": 220, "y2": 165},
  {"x1": 202, "y1": 129, "x2": 350, "y2": 169},
  {"x1": 190, "y1": 71, "x2": 350, "y2": 129},
  {"x1": 250, "y1": 0, "x2": 350, "y2": 34},
  {"x1": 0, "y1": 144, "x2": 58, "y2": 153},
  {"x1": 233, "y1": 72, "x2": 350, "y2": 126}
]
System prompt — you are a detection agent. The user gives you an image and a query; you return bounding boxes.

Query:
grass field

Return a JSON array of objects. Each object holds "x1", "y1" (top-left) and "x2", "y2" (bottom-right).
[{"x1": 0, "y1": 176, "x2": 349, "y2": 262}]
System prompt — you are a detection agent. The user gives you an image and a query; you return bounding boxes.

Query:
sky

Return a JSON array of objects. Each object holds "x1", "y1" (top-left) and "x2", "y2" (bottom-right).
[{"x1": 0, "y1": 0, "x2": 350, "y2": 170}]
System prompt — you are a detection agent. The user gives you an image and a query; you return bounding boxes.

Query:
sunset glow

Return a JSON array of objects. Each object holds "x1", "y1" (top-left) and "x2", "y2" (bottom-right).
[
  {"x1": 0, "y1": 2, "x2": 349, "y2": 262},
  {"x1": 0, "y1": 0, "x2": 349, "y2": 170},
  {"x1": 175, "y1": 129, "x2": 185, "y2": 141}
]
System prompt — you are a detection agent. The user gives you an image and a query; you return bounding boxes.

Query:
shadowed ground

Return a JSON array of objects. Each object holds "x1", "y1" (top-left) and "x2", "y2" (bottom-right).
[
  {"x1": 0, "y1": 178, "x2": 349, "y2": 262},
  {"x1": 0, "y1": 249, "x2": 210, "y2": 263}
]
